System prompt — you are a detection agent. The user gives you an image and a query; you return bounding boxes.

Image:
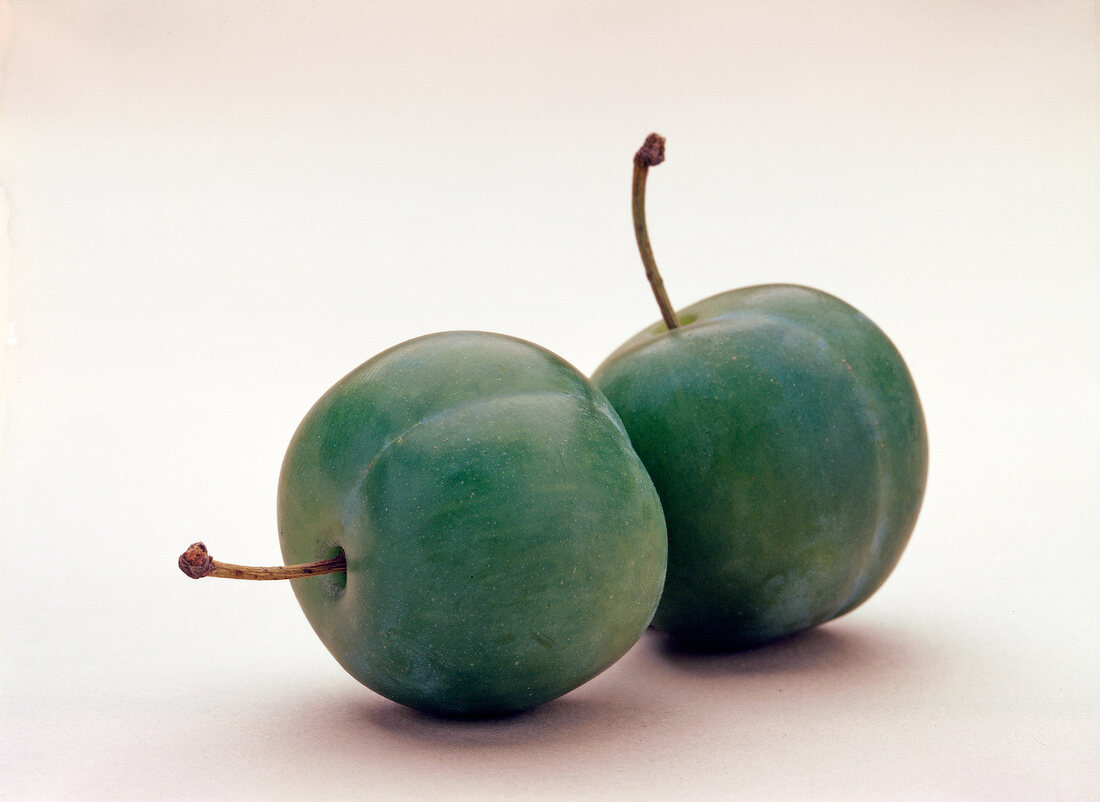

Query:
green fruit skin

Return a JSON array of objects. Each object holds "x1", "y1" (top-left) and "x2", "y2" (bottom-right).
[
  {"x1": 592, "y1": 284, "x2": 927, "y2": 650},
  {"x1": 277, "y1": 331, "x2": 667, "y2": 716}
]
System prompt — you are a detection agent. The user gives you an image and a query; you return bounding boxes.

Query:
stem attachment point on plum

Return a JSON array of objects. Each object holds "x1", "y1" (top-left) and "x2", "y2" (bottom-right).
[
  {"x1": 632, "y1": 133, "x2": 679, "y2": 330},
  {"x1": 178, "y1": 541, "x2": 347, "y2": 581}
]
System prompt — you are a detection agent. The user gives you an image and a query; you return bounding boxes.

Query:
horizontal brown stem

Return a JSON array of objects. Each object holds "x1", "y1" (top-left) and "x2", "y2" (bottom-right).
[{"x1": 178, "y1": 541, "x2": 346, "y2": 581}]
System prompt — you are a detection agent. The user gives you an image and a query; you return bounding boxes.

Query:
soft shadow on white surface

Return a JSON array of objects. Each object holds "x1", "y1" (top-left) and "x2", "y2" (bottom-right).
[
  {"x1": 346, "y1": 622, "x2": 923, "y2": 741},
  {"x1": 246, "y1": 623, "x2": 927, "y2": 754},
  {"x1": 649, "y1": 621, "x2": 917, "y2": 676}
]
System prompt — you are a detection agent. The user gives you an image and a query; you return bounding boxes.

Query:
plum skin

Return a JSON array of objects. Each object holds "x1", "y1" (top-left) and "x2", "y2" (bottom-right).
[
  {"x1": 277, "y1": 331, "x2": 667, "y2": 715},
  {"x1": 592, "y1": 284, "x2": 927, "y2": 650}
]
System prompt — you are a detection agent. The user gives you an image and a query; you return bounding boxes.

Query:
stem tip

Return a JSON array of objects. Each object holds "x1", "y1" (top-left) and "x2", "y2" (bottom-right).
[
  {"x1": 634, "y1": 133, "x2": 666, "y2": 167},
  {"x1": 179, "y1": 542, "x2": 215, "y2": 579}
]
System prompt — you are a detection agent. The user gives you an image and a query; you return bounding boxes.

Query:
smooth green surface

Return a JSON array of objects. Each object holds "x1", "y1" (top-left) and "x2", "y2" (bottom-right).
[
  {"x1": 593, "y1": 284, "x2": 927, "y2": 649},
  {"x1": 277, "y1": 331, "x2": 667, "y2": 716}
]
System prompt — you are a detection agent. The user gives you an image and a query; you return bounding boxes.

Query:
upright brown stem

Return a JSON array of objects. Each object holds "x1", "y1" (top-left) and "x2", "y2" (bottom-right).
[
  {"x1": 633, "y1": 133, "x2": 680, "y2": 330},
  {"x1": 178, "y1": 542, "x2": 346, "y2": 581}
]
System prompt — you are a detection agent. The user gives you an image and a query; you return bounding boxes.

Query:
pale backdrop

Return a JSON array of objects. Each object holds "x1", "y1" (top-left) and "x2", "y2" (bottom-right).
[{"x1": 2, "y1": 2, "x2": 1097, "y2": 799}]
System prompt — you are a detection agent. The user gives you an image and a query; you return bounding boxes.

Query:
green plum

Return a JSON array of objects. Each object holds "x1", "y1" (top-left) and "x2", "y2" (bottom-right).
[
  {"x1": 591, "y1": 134, "x2": 927, "y2": 650},
  {"x1": 274, "y1": 331, "x2": 667, "y2": 715}
]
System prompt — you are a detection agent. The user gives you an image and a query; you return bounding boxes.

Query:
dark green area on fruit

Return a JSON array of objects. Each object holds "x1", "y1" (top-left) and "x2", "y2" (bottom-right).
[
  {"x1": 278, "y1": 331, "x2": 667, "y2": 716},
  {"x1": 593, "y1": 284, "x2": 927, "y2": 650}
]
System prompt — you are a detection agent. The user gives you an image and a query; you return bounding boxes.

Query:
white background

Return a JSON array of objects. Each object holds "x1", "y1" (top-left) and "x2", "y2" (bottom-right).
[{"x1": 1, "y1": 2, "x2": 1097, "y2": 799}]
